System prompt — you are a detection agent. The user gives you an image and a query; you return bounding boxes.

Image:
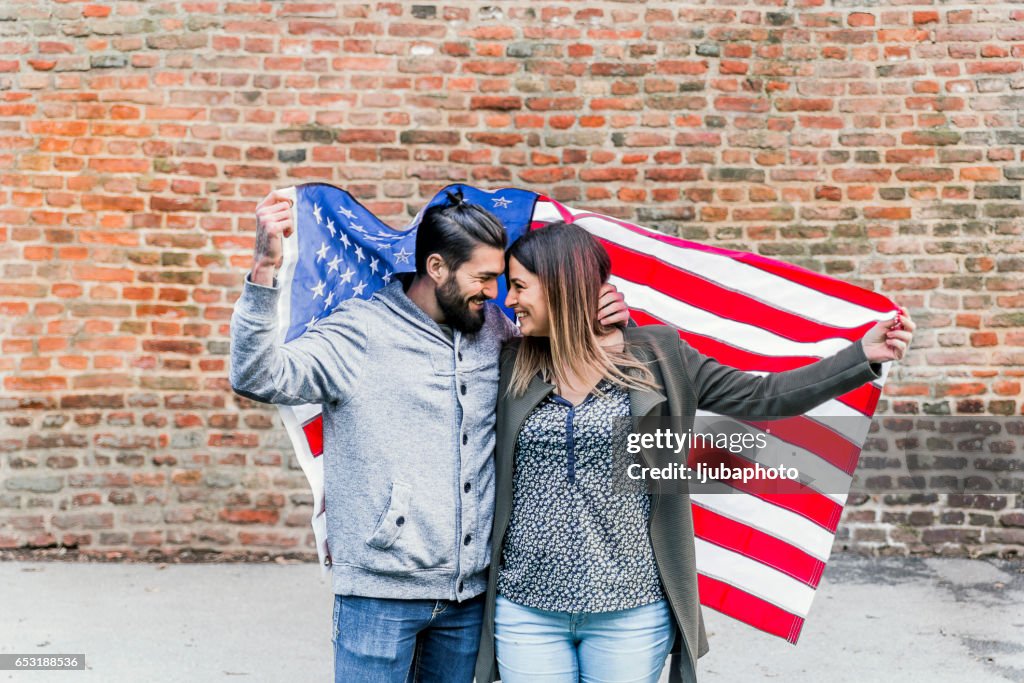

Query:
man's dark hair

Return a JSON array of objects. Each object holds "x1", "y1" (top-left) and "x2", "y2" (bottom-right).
[{"x1": 415, "y1": 189, "x2": 507, "y2": 275}]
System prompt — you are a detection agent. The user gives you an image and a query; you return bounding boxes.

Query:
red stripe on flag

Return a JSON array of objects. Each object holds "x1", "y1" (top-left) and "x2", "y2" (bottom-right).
[
  {"x1": 540, "y1": 200, "x2": 895, "y2": 315},
  {"x1": 601, "y1": 238, "x2": 873, "y2": 344},
  {"x1": 302, "y1": 414, "x2": 324, "y2": 458},
  {"x1": 688, "y1": 447, "x2": 844, "y2": 532},
  {"x1": 693, "y1": 504, "x2": 827, "y2": 588},
  {"x1": 627, "y1": 311, "x2": 881, "y2": 416},
  {"x1": 742, "y1": 416, "x2": 861, "y2": 476},
  {"x1": 698, "y1": 573, "x2": 806, "y2": 644}
]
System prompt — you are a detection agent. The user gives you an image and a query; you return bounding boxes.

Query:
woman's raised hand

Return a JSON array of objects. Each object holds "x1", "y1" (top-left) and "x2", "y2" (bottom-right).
[{"x1": 860, "y1": 307, "x2": 916, "y2": 362}]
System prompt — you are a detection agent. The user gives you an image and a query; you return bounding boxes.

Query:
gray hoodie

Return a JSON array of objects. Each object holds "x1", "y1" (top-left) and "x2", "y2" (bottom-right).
[{"x1": 229, "y1": 275, "x2": 518, "y2": 601}]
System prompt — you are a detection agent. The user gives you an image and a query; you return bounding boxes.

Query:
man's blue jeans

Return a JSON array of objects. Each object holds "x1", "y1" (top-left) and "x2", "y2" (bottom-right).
[{"x1": 331, "y1": 593, "x2": 484, "y2": 683}]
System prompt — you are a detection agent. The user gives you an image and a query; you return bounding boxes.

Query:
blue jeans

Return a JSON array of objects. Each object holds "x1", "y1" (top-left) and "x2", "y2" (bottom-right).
[
  {"x1": 331, "y1": 593, "x2": 483, "y2": 683},
  {"x1": 494, "y1": 595, "x2": 675, "y2": 683}
]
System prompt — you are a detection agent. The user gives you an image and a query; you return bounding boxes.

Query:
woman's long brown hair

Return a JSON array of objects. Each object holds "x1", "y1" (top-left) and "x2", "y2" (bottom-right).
[{"x1": 506, "y1": 221, "x2": 660, "y2": 398}]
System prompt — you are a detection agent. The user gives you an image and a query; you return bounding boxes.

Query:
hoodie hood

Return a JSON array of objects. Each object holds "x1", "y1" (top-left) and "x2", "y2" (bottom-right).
[{"x1": 372, "y1": 278, "x2": 453, "y2": 344}]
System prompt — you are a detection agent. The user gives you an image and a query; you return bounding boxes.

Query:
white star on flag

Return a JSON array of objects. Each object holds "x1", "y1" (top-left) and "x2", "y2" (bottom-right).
[
  {"x1": 316, "y1": 242, "x2": 329, "y2": 262},
  {"x1": 491, "y1": 196, "x2": 512, "y2": 209},
  {"x1": 350, "y1": 222, "x2": 365, "y2": 233},
  {"x1": 310, "y1": 279, "x2": 325, "y2": 299},
  {"x1": 369, "y1": 257, "x2": 379, "y2": 273},
  {"x1": 394, "y1": 247, "x2": 412, "y2": 264},
  {"x1": 339, "y1": 267, "x2": 355, "y2": 285},
  {"x1": 327, "y1": 254, "x2": 341, "y2": 273},
  {"x1": 313, "y1": 203, "x2": 322, "y2": 224},
  {"x1": 338, "y1": 206, "x2": 355, "y2": 219},
  {"x1": 339, "y1": 232, "x2": 351, "y2": 249},
  {"x1": 304, "y1": 314, "x2": 318, "y2": 330},
  {"x1": 354, "y1": 246, "x2": 365, "y2": 262},
  {"x1": 325, "y1": 218, "x2": 336, "y2": 238},
  {"x1": 382, "y1": 269, "x2": 392, "y2": 284},
  {"x1": 352, "y1": 280, "x2": 367, "y2": 296},
  {"x1": 323, "y1": 291, "x2": 334, "y2": 310}
]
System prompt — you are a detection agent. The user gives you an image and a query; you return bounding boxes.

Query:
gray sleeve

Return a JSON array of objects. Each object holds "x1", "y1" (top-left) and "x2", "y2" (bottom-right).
[
  {"x1": 493, "y1": 306, "x2": 521, "y2": 341},
  {"x1": 229, "y1": 273, "x2": 368, "y2": 406},
  {"x1": 681, "y1": 339, "x2": 881, "y2": 417}
]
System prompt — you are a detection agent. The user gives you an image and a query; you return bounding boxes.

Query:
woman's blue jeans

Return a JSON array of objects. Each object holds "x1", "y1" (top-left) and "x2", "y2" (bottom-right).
[{"x1": 494, "y1": 594, "x2": 676, "y2": 683}]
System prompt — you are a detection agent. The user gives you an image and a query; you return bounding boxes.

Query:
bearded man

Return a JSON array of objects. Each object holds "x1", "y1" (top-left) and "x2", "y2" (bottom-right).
[{"x1": 229, "y1": 190, "x2": 629, "y2": 683}]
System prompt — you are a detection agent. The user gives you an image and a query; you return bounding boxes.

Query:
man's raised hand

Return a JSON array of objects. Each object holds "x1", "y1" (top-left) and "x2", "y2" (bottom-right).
[{"x1": 251, "y1": 190, "x2": 294, "y2": 284}]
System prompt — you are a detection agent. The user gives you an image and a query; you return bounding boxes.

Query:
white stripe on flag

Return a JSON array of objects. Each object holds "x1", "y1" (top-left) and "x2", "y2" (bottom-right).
[
  {"x1": 694, "y1": 537, "x2": 816, "y2": 617},
  {"x1": 694, "y1": 410, "x2": 852, "y2": 504},
  {"x1": 536, "y1": 201, "x2": 889, "y2": 328},
  {"x1": 291, "y1": 403, "x2": 321, "y2": 424},
  {"x1": 609, "y1": 276, "x2": 854, "y2": 359},
  {"x1": 803, "y1": 404, "x2": 872, "y2": 443},
  {"x1": 691, "y1": 492, "x2": 836, "y2": 561}
]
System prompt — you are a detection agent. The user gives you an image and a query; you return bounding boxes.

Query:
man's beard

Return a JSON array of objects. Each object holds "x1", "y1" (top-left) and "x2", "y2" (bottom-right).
[{"x1": 436, "y1": 274, "x2": 487, "y2": 334}]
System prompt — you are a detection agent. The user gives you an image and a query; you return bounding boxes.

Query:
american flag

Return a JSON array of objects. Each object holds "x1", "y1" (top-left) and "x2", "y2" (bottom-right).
[{"x1": 269, "y1": 182, "x2": 895, "y2": 645}]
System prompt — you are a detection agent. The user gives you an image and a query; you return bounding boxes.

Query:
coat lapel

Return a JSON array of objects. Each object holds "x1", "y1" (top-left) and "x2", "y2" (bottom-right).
[
  {"x1": 623, "y1": 330, "x2": 670, "y2": 472},
  {"x1": 628, "y1": 383, "x2": 668, "y2": 419},
  {"x1": 504, "y1": 373, "x2": 554, "y2": 444},
  {"x1": 494, "y1": 369, "x2": 554, "y2": 531},
  {"x1": 624, "y1": 329, "x2": 668, "y2": 419}
]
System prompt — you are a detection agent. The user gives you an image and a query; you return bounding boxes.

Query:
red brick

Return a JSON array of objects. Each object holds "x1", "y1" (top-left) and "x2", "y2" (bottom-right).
[
  {"x1": 219, "y1": 509, "x2": 280, "y2": 525},
  {"x1": 971, "y1": 332, "x2": 998, "y2": 347}
]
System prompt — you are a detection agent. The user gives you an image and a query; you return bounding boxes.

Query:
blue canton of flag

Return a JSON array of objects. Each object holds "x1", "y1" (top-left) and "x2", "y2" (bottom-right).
[{"x1": 284, "y1": 183, "x2": 537, "y2": 343}]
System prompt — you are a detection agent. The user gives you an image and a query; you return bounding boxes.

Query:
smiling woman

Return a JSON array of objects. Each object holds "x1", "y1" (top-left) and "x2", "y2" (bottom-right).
[
  {"x1": 504, "y1": 258, "x2": 550, "y2": 336},
  {"x1": 502, "y1": 221, "x2": 661, "y2": 400},
  {"x1": 475, "y1": 221, "x2": 915, "y2": 683}
]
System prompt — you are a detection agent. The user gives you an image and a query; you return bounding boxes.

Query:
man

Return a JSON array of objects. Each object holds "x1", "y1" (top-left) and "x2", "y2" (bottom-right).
[{"x1": 229, "y1": 189, "x2": 629, "y2": 682}]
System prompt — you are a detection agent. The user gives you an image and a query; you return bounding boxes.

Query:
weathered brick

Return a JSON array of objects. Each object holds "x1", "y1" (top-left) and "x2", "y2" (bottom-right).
[{"x1": 0, "y1": 3, "x2": 1019, "y2": 561}]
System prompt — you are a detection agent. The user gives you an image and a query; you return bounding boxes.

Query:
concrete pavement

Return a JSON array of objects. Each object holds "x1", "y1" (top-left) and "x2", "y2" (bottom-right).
[{"x1": 1, "y1": 554, "x2": 1021, "y2": 682}]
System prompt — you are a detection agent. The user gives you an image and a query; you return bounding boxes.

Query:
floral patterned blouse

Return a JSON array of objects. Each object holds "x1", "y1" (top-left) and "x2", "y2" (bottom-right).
[{"x1": 497, "y1": 380, "x2": 665, "y2": 613}]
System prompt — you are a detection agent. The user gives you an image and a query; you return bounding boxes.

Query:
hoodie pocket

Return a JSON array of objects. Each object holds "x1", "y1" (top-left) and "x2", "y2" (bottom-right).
[{"x1": 365, "y1": 480, "x2": 412, "y2": 551}]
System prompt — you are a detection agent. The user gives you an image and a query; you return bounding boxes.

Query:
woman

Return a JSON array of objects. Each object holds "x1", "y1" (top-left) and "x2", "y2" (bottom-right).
[{"x1": 474, "y1": 222, "x2": 915, "y2": 683}]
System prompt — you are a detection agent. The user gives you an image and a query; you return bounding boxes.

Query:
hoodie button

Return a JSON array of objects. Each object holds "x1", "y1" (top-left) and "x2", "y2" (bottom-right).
[
  {"x1": 457, "y1": 580, "x2": 464, "y2": 593},
  {"x1": 462, "y1": 434, "x2": 468, "y2": 445},
  {"x1": 458, "y1": 352, "x2": 463, "y2": 362},
  {"x1": 460, "y1": 384, "x2": 467, "y2": 396},
  {"x1": 395, "y1": 516, "x2": 405, "y2": 526}
]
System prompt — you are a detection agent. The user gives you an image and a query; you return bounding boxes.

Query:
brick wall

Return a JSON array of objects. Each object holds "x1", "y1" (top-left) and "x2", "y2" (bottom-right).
[{"x1": 1, "y1": 2, "x2": 1022, "y2": 560}]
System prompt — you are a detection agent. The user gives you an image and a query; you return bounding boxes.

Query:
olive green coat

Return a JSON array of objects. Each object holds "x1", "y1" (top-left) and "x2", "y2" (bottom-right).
[{"x1": 475, "y1": 325, "x2": 880, "y2": 683}]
